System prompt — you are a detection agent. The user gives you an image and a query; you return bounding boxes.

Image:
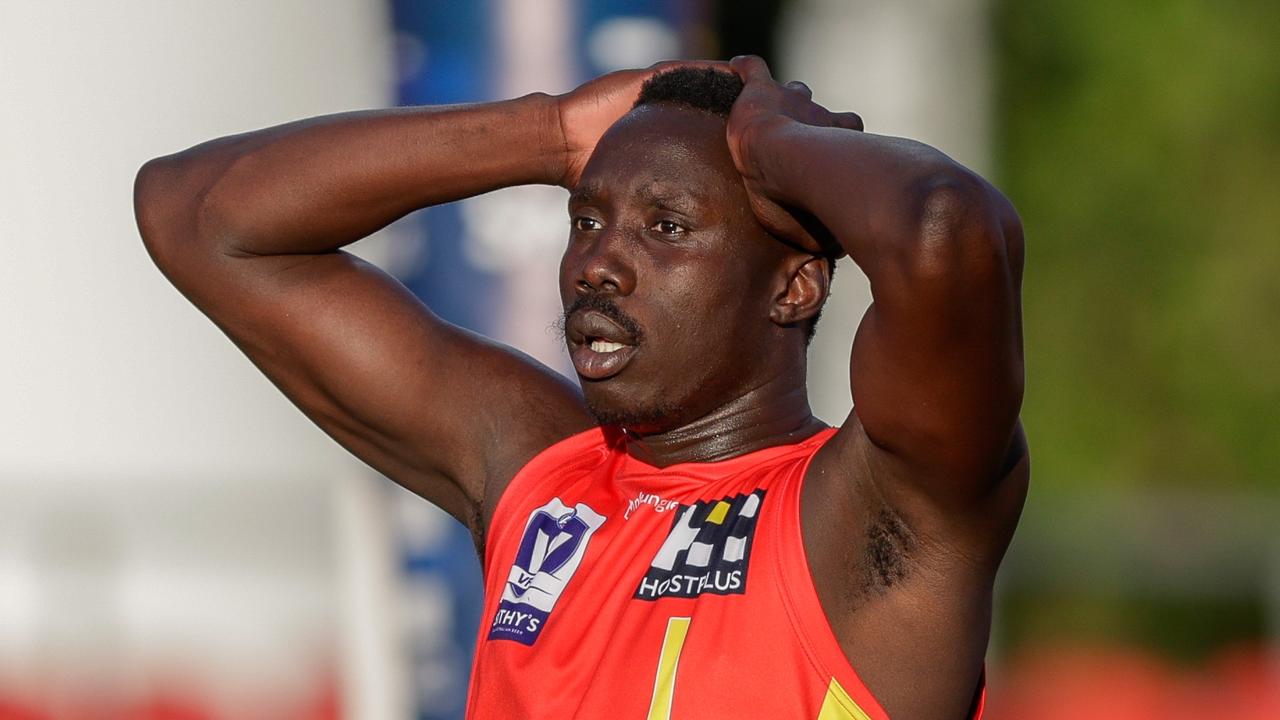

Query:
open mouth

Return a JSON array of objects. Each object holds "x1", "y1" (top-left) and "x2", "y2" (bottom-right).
[
  {"x1": 588, "y1": 339, "x2": 627, "y2": 353},
  {"x1": 567, "y1": 310, "x2": 639, "y2": 381},
  {"x1": 572, "y1": 337, "x2": 638, "y2": 380}
]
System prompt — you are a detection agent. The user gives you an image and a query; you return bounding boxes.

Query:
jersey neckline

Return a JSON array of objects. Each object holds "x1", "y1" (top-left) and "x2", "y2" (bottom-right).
[{"x1": 610, "y1": 423, "x2": 837, "y2": 476}]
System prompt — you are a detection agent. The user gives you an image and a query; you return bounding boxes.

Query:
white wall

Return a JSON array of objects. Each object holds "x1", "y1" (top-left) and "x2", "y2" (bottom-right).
[
  {"x1": 0, "y1": 2, "x2": 402, "y2": 717},
  {"x1": 0, "y1": 0, "x2": 395, "y2": 481}
]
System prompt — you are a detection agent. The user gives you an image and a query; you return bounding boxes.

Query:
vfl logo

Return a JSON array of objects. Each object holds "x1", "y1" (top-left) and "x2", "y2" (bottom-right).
[
  {"x1": 634, "y1": 490, "x2": 764, "y2": 601},
  {"x1": 488, "y1": 497, "x2": 606, "y2": 645}
]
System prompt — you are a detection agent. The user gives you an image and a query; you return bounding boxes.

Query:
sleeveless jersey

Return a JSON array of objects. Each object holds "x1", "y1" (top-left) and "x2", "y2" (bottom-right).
[{"x1": 465, "y1": 427, "x2": 986, "y2": 720}]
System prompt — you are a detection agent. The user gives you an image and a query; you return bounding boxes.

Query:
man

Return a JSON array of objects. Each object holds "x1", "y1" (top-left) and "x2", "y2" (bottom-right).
[{"x1": 135, "y1": 56, "x2": 1026, "y2": 720}]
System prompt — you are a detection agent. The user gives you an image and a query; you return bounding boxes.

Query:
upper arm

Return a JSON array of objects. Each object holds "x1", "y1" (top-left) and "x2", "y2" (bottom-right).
[
  {"x1": 842, "y1": 174, "x2": 1026, "y2": 504},
  {"x1": 742, "y1": 124, "x2": 1024, "y2": 495},
  {"x1": 797, "y1": 175, "x2": 1027, "y2": 715},
  {"x1": 137, "y1": 166, "x2": 592, "y2": 529}
]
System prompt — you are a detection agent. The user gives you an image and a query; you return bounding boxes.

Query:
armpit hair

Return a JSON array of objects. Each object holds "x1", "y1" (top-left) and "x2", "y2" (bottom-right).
[{"x1": 861, "y1": 506, "x2": 918, "y2": 595}]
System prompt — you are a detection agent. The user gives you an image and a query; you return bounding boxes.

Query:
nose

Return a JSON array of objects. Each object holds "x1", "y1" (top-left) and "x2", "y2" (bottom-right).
[{"x1": 571, "y1": 226, "x2": 636, "y2": 297}]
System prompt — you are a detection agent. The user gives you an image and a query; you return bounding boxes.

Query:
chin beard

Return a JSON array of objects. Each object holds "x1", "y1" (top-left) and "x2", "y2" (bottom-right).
[{"x1": 585, "y1": 396, "x2": 684, "y2": 434}]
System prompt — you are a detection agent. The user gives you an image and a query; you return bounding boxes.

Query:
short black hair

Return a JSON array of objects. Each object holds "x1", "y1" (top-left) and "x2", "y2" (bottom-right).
[
  {"x1": 634, "y1": 67, "x2": 743, "y2": 116},
  {"x1": 634, "y1": 66, "x2": 833, "y2": 346}
]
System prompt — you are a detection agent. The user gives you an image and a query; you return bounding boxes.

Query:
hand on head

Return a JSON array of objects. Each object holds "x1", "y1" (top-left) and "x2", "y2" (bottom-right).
[
  {"x1": 554, "y1": 60, "x2": 732, "y2": 188},
  {"x1": 726, "y1": 55, "x2": 861, "y2": 257},
  {"x1": 557, "y1": 55, "x2": 859, "y2": 257}
]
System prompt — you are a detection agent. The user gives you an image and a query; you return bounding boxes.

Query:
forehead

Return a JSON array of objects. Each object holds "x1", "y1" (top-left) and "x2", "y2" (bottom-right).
[{"x1": 574, "y1": 105, "x2": 743, "y2": 206}]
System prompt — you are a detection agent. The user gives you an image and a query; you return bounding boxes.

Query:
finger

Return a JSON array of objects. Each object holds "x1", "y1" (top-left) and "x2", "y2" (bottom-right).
[
  {"x1": 834, "y1": 111, "x2": 864, "y2": 132},
  {"x1": 785, "y1": 80, "x2": 813, "y2": 99},
  {"x1": 730, "y1": 55, "x2": 774, "y2": 83},
  {"x1": 648, "y1": 58, "x2": 733, "y2": 75},
  {"x1": 622, "y1": 59, "x2": 733, "y2": 97}
]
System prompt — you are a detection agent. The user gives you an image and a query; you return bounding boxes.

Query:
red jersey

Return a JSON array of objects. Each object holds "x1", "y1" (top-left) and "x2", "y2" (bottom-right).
[{"x1": 466, "y1": 427, "x2": 985, "y2": 720}]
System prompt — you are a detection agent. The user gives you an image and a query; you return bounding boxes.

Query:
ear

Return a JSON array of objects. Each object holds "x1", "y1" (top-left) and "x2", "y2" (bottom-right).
[{"x1": 770, "y1": 255, "x2": 830, "y2": 327}]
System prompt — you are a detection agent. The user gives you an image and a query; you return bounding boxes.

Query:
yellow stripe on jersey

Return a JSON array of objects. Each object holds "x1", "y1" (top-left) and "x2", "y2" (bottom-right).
[
  {"x1": 705, "y1": 500, "x2": 732, "y2": 525},
  {"x1": 646, "y1": 617, "x2": 692, "y2": 720},
  {"x1": 817, "y1": 677, "x2": 874, "y2": 720}
]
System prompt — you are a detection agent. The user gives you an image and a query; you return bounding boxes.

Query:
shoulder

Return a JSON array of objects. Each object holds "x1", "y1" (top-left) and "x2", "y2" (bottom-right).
[
  {"x1": 797, "y1": 420, "x2": 1026, "y2": 716},
  {"x1": 480, "y1": 425, "x2": 619, "y2": 539}
]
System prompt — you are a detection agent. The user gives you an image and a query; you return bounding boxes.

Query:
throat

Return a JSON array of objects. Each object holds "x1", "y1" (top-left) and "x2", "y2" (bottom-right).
[{"x1": 620, "y1": 386, "x2": 828, "y2": 467}]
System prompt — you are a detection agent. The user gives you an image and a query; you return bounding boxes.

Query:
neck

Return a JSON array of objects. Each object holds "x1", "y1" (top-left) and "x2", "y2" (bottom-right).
[{"x1": 621, "y1": 374, "x2": 827, "y2": 467}]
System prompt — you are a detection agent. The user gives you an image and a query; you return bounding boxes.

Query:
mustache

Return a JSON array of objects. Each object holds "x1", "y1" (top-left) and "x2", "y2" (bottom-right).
[{"x1": 558, "y1": 293, "x2": 645, "y2": 344}]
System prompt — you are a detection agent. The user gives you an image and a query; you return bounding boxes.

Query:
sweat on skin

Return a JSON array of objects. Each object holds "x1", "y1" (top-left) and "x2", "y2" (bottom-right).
[{"x1": 134, "y1": 57, "x2": 1026, "y2": 719}]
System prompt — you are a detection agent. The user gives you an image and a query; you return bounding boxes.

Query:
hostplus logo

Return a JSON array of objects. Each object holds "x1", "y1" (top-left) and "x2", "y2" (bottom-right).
[
  {"x1": 634, "y1": 490, "x2": 764, "y2": 601},
  {"x1": 488, "y1": 498, "x2": 606, "y2": 645}
]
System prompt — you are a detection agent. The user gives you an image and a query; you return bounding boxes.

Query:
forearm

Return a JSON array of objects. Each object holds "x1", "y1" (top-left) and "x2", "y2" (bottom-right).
[
  {"x1": 135, "y1": 93, "x2": 564, "y2": 258},
  {"x1": 742, "y1": 117, "x2": 1009, "y2": 273}
]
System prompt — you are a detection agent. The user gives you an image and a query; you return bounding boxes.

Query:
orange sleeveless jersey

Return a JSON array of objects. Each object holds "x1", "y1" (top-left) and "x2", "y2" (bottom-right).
[{"x1": 466, "y1": 427, "x2": 986, "y2": 720}]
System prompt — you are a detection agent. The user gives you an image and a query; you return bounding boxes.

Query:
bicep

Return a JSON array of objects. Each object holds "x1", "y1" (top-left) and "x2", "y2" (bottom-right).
[
  {"x1": 167, "y1": 248, "x2": 592, "y2": 525},
  {"x1": 845, "y1": 182, "x2": 1025, "y2": 501}
]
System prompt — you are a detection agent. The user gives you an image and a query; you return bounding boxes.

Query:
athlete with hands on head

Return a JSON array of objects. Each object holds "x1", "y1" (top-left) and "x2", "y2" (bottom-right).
[{"x1": 136, "y1": 55, "x2": 1026, "y2": 720}]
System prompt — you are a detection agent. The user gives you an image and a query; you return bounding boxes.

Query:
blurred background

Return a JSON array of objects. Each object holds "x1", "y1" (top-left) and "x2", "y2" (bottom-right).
[{"x1": 1, "y1": 0, "x2": 1276, "y2": 718}]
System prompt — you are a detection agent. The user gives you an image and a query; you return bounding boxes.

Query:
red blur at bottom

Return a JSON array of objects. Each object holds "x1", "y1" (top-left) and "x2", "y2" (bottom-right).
[
  {"x1": 6, "y1": 648, "x2": 1276, "y2": 719},
  {"x1": 0, "y1": 674, "x2": 339, "y2": 720},
  {"x1": 985, "y1": 645, "x2": 1280, "y2": 720}
]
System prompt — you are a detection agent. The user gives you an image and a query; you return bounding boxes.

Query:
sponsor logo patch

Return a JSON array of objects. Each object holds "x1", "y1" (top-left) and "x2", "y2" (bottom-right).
[
  {"x1": 625, "y1": 491, "x2": 680, "y2": 520},
  {"x1": 488, "y1": 498, "x2": 606, "y2": 645},
  {"x1": 634, "y1": 490, "x2": 764, "y2": 601}
]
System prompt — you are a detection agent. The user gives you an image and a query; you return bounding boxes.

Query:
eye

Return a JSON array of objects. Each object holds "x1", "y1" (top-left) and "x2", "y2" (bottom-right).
[
  {"x1": 573, "y1": 216, "x2": 602, "y2": 232},
  {"x1": 651, "y1": 219, "x2": 686, "y2": 235}
]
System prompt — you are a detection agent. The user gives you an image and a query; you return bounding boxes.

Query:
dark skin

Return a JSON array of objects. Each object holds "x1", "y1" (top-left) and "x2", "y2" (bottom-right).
[
  {"x1": 562, "y1": 104, "x2": 825, "y2": 449},
  {"x1": 135, "y1": 56, "x2": 1026, "y2": 719}
]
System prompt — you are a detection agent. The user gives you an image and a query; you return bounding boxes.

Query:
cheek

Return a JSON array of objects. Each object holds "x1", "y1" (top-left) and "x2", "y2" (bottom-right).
[
  {"x1": 557, "y1": 246, "x2": 579, "y2": 304},
  {"x1": 649, "y1": 265, "x2": 756, "y2": 349}
]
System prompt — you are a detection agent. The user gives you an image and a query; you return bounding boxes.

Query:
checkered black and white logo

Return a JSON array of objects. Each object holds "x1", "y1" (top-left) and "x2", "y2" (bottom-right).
[{"x1": 634, "y1": 490, "x2": 764, "y2": 601}]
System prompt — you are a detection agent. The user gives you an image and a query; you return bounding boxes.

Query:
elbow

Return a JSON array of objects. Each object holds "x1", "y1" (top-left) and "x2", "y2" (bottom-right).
[
  {"x1": 134, "y1": 155, "x2": 187, "y2": 269},
  {"x1": 134, "y1": 150, "x2": 234, "y2": 272},
  {"x1": 897, "y1": 170, "x2": 1021, "y2": 285}
]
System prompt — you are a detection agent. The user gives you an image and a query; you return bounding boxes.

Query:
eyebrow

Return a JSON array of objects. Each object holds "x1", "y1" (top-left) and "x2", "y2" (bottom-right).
[
  {"x1": 571, "y1": 181, "x2": 707, "y2": 209},
  {"x1": 568, "y1": 180, "x2": 712, "y2": 219},
  {"x1": 569, "y1": 182, "x2": 603, "y2": 207},
  {"x1": 637, "y1": 184, "x2": 708, "y2": 214}
]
